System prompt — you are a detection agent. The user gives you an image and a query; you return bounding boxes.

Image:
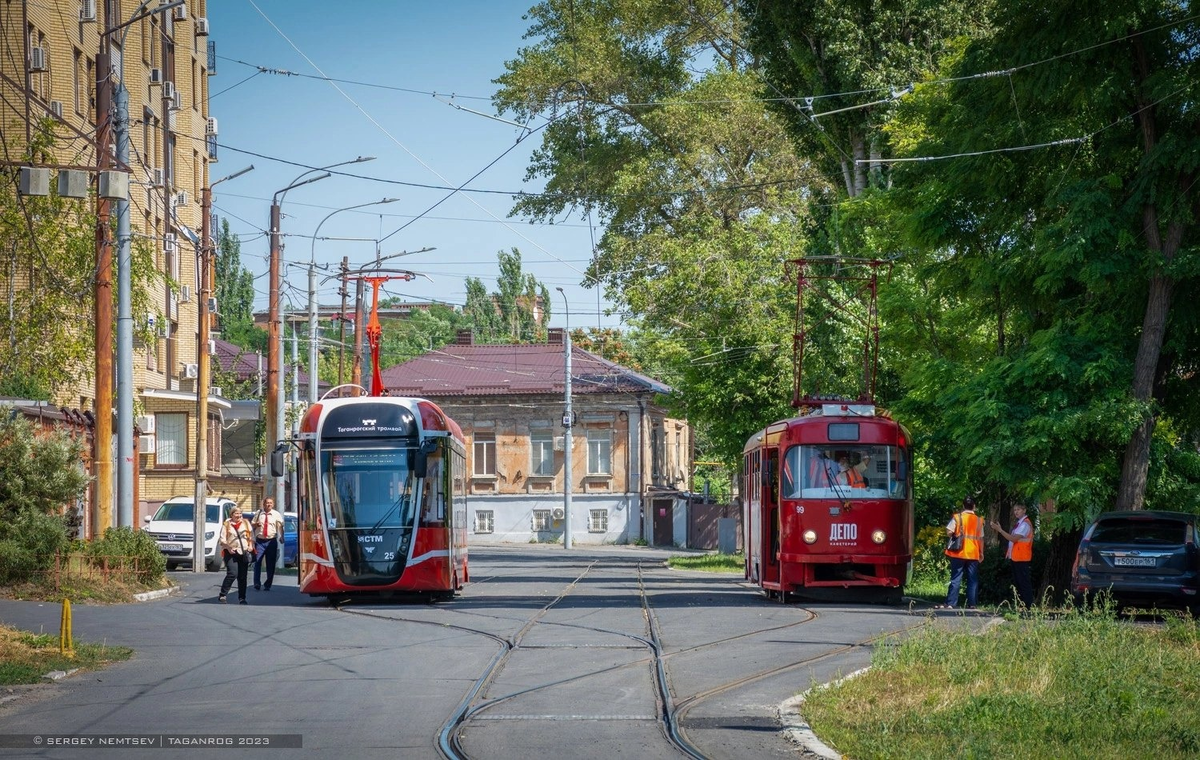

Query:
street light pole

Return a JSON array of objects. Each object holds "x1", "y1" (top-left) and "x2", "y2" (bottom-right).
[
  {"x1": 192, "y1": 164, "x2": 253, "y2": 574},
  {"x1": 266, "y1": 157, "x2": 374, "y2": 502},
  {"x1": 308, "y1": 198, "x2": 398, "y2": 404},
  {"x1": 556, "y1": 287, "x2": 573, "y2": 550},
  {"x1": 107, "y1": 0, "x2": 186, "y2": 531}
]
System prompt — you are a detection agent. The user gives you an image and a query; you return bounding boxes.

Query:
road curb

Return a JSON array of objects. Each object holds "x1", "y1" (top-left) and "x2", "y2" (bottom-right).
[
  {"x1": 778, "y1": 667, "x2": 870, "y2": 759},
  {"x1": 133, "y1": 585, "x2": 177, "y2": 602}
]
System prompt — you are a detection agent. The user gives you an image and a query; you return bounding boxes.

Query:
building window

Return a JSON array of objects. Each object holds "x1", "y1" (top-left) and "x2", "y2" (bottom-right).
[
  {"x1": 587, "y1": 428, "x2": 612, "y2": 475},
  {"x1": 589, "y1": 509, "x2": 609, "y2": 533},
  {"x1": 474, "y1": 510, "x2": 494, "y2": 534},
  {"x1": 530, "y1": 430, "x2": 554, "y2": 476},
  {"x1": 473, "y1": 433, "x2": 495, "y2": 476},
  {"x1": 155, "y1": 412, "x2": 187, "y2": 467},
  {"x1": 532, "y1": 509, "x2": 553, "y2": 532}
]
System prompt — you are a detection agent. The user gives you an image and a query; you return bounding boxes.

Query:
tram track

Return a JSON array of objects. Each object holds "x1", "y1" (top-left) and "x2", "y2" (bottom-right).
[{"x1": 328, "y1": 553, "x2": 905, "y2": 759}]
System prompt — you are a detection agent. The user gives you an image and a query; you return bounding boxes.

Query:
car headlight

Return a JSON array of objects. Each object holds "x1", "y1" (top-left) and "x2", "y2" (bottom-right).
[
  {"x1": 803, "y1": 530, "x2": 817, "y2": 544},
  {"x1": 871, "y1": 530, "x2": 886, "y2": 544},
  {"x1": 204, "y1": 531, "x2": 215, "y2": 540}
]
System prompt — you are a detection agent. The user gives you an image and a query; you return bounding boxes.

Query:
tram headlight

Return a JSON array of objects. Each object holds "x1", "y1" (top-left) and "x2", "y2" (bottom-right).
[
  {"x1": 871, "y1": 529, "x2": 887, "y2": 545},
  {"x1": 803, "y1": 530, "x2": 818, "y2": 545}
]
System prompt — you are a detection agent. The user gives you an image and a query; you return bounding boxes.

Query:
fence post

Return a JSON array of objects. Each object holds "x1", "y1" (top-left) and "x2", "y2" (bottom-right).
[{"x1": 59, "y1": 598, "x2": 74, "y2": 658}]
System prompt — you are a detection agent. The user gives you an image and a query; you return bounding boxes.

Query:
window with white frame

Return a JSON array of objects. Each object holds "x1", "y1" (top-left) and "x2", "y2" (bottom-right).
[
  {"x1": 155, "y1": 412, "x2": 187, "y2": 467},
  {"x1": 530, "y1": 430, "x2": 554, "y2": 476},
  {"x1": 532, "y1": 510, "x2": 553, "y2": 531},
  {"x1": 587, "y1": 428, "x2": 612, "y2": 475},
  {"x1": 589, "y1": 509, "x2": 609, "y2": 533},
  {"x1": 473, "y1": 433, "x2": 496, "y2": 476},
  {"x1": 474, "y1": 510, "x2": 494, "y2": 534}
]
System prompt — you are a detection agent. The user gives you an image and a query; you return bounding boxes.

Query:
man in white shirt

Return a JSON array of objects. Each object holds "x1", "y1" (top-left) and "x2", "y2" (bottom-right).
[
  {"x1": 252, "y1": 498, "x2": 285, "y2": 591},
  {"x1": 990, "y1": 504, "x2": 1035, "y2": 607}
]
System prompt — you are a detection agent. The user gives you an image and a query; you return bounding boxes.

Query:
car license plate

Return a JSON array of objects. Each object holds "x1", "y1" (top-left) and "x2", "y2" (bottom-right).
[
  {"x1": 1114, "y1": 556, "x2": 1156, "y2": 567},
  {"x1": 163, "y1": 543, "x2": 182, "y2": 552}
]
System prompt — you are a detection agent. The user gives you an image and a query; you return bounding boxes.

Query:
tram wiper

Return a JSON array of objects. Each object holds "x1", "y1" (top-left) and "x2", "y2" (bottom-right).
[{"x1": 366, "y1": 479, "x2": 414, "y2": 534}]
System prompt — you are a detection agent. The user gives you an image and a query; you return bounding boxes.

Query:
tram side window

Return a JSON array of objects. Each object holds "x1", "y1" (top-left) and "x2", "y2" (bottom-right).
[
  {"x1": 784, "y1": 445, "x2": 909, "y2": 499},
  {"x1": 420, "y1": 449, "x2": 445, "y2": 525}
]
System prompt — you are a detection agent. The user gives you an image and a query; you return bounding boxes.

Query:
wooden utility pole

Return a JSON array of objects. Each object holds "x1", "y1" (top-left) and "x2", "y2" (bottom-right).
[
  {"x1": 337, "y1": 256, "x2": 349, "y2": 388},
  {"x1": 92, "y1": 4, "x2": 115, "y2": 538}
]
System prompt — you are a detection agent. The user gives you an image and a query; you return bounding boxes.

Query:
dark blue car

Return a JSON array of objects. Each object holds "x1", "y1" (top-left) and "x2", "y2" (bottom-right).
[{"x1": 282, "y1": 512, "x2": 298, "y2": 568}]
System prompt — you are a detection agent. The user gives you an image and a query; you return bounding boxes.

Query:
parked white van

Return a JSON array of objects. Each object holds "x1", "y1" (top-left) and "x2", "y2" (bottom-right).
[{"x1": 142, "y1": 496, "x2": 238, "y2": 571}]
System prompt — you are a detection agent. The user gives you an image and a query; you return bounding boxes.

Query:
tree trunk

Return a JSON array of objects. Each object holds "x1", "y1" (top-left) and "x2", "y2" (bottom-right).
[
  {"x1": 1039, "y1": 527, "x2": 1082, "y2": 606},
  {"x1": 1114, "y1": 273, "x2": 1173, "y2": 511},
  {"x1": 851, "y1": 135, "x2": 866, "y2": 196}
]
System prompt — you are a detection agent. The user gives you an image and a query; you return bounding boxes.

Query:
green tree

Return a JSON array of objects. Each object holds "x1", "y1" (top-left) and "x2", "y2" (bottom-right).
[
  {"x1": 214, "y1": 219, "x2": 265, "y2": 352},
  {"x1": 461, "y1": 248, "x2": 549, "y2": 343},
  {"x1": 0, "y1": 415, "x2": 90, "y2": 520}
]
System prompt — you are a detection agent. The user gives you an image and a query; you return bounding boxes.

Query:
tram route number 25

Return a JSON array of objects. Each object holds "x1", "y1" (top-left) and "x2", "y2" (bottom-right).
[{"x1": 383, "y1": 552, "x2": 395, "y2": 561}]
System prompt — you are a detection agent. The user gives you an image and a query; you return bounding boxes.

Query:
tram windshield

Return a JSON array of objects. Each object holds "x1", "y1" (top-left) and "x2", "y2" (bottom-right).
[
  {"x1": 782, "y1": 445, "x2": 909, "y2": 500},
  {"x1": 321, "y1": 446, "x2": 418, "y2": 531}
]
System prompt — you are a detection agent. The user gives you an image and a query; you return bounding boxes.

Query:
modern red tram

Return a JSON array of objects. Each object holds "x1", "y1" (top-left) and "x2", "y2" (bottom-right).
[
  {"x1": 276, "y1": 396, "x2": 469, "y2": 599},
  {"x1": 742, "y1": 401, "x2": 913, "y2": 602}
]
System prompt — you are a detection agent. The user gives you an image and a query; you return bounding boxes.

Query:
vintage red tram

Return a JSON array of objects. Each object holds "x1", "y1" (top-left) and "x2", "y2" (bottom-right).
[
  {"x1": 742, "y1": 402, "x2": 913, "y2": 602},
  {"x1": 278, "y1": 396, "x2": 469, "y2": 600}
]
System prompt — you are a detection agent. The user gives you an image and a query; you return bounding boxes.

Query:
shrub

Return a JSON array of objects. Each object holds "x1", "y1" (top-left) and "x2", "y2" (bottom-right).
[
  {"x1": 912, "y1": 524, "x2": 949, "y2": 582},
  {"x1": 0, "y1": 510, "x2": 70, "y2": 584},
  {"x1": 85, "y1": 527, "x2": 166, "y2": 584}
]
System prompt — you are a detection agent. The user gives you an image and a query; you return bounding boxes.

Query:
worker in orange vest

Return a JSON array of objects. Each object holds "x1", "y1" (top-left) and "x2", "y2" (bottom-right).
[
  {"x1": 991, "y1": 504, "x2": 1035, "y2": 608},
  {"x1": 836, "y1": 454, "x2": 869, "y2": 488},
  {"x1": 938, "y1": 496, "x2": 984, "y2": 609}
]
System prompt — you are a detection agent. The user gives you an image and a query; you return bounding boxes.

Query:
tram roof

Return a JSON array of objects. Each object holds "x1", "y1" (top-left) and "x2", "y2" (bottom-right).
[{"x1": 379, "y1": 335, "x2": 670, "y2": 398}]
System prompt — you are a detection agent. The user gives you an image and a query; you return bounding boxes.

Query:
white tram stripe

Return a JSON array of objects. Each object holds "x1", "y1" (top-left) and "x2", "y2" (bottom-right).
[
  {"x1": 408, "y1": 548, "x2": 451, "y2": 566},
  {"x1": 300, "y1": 552, "x2": 334, "y2": 567}
]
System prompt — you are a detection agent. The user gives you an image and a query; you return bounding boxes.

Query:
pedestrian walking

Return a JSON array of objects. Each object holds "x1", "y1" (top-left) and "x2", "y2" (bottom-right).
[
  {"x1": 937, "y1": 496, "x2": 984, "y2": 609},
  {"x1": 990, "y1": 504, "x2": 1035, "y2": 608},
  {"x1": 251, "y1": 497, "x2": 285, "y2": 591},
  {"x1": 218, "y1": 504, "x2": 254, "y2": 605}
]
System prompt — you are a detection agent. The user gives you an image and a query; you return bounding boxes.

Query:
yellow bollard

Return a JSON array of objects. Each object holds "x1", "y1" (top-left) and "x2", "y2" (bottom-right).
[{"x1": 59, "y1": 598, "x2": 74, "y2": 659}]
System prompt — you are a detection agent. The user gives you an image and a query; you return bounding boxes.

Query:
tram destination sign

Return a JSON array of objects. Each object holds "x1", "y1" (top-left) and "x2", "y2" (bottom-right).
[{"x1": 323, "y1": 403, "x2": 419, "y2": 439}]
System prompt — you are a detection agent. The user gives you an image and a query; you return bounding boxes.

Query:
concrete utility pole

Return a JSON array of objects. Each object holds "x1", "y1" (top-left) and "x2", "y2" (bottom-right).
[
  {"x1": 556, "y1": 287, "x2": 573, "y2": 550},
  {"x1": 193, "y1": 165, "x2": 253, "y2": 574},
  {"x1": 337, "y1": 256, "x2": 349, "y2": 388}
]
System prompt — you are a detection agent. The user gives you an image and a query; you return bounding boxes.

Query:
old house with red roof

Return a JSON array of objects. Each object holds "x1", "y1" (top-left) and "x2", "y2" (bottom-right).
[{"x1": 380, "y1": 329, "x2": 693, "y2": 546}]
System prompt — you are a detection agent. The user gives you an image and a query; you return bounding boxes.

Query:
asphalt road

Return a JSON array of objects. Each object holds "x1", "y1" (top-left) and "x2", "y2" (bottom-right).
[{"x1": 0, "y1": 545, "x2": 945, "y2": 759}]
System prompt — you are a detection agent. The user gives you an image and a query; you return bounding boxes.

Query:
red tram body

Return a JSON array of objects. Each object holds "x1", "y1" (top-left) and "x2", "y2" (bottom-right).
[
  {"x1": 743, "y1": 402, "x2": 913, "y2": 602},
  {"x1": 294, "y1": 396, "x2": 468, "y2": 599}
]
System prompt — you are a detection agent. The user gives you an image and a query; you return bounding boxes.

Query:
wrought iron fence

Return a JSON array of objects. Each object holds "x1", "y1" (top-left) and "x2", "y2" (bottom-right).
[{"x1": 35, "y1": 552, "x2": 157, "y2": 590}]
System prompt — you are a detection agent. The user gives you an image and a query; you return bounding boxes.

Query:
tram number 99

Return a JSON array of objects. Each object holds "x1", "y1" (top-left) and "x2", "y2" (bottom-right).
[{"x1": 794, "y1": 505, "x2": 804, "y2": 514}]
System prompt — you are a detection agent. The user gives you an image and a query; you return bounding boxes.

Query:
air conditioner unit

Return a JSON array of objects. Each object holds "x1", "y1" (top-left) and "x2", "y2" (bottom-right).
[
  {"x1": 195, "y1": 17, "x2": 209, "y2": 36},
  {"x1": 80, "y1": 0, "x2": 97, "y2": 22},
  {"x1": 205, "y1": 117, "x2": 218, "y2": 135},
  {"x1": 207, "y1": 297, "x2": 217, "y2": 313},
  {"x1": 173, "y1": 3, "x2": 188, "y2": 21},
  {"x1": 151, "y1": 168, "x2": 164, "y2": 187},
  {"x1": 174, "y1": 190, "x2": 188, "y2": 207},
  {"x1": 49, "y1": 100, "x2": 63, "y2": 119},
  {"x1": 149, "y1": 68, "x2": 163, "y2": 85},
  {"x1": 158, "y1": 323, "x2": 170, "y2": 339},
  {"x1": 208, "y1": 338, "x2": 217, "y2": 354},
  {"x1": 136, "y1": 415, "x2": 155, "y2": 434},
  {"x1": 171, "y1": 90, "x2": 182, "y2": 111},
  {"x1": 552, "y1": 508, "x2": 565, "y2": 520},
  {"x1": 140, "y1": 435, "x2": 156, "y2": 454},
  {"x1": 163, "y1": 81, "x2": 176, "y2": 100},
  {"x1": 183, "y1": 363, "x2": 199, "y2": 379},
  {"x1": 554, "y1": 436, "x2": 564, "y2": 451},
  {"x1": 180, "y1": 284, "x2": 192, "y2": 302},
  {"x1": 30, "y1": 46, "x2": 47, "y2": 72},
  {"x1": 210, "y1": 386, "x2": 223, "y2": 398},
  {"x1": 164, "y1": 232, "x2": 178, "y2": 254}
]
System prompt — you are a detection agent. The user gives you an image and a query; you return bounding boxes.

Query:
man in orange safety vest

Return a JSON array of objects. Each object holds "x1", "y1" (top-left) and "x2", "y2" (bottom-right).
[
  {"x1": 938, "y1": 496, "x2": 984, "y2": 610},
  {"x1": 991, "y1": 504, "x2": 1034, "y2": 608}
]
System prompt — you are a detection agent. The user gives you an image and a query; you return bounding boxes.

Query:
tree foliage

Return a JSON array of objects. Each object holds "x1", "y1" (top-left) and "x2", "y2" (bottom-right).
[
  {"x1": 461, "y1": 248, "x2": 549, "y2": 344},
  {"x1": 0, "y1": 415, "x2": 89, "y2": 521},
  {"x1": 214, "y1": 219, "x2": 266, "y2": 353}
]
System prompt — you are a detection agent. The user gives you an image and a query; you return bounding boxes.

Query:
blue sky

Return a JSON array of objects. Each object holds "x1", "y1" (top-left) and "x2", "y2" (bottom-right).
[{"x1": 206, "y1": 1, "x2": 615, "y2": 331}]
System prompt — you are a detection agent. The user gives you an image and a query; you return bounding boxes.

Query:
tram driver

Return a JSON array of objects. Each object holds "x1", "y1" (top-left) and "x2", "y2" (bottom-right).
[{"x1": 836, "y1": 452, "x2": 871, "y2": 488}]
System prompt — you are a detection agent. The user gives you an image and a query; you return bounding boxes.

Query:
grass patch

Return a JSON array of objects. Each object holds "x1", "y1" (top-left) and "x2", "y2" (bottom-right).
[
  {"x1": 904, "y1": 576, "x2": 946, "y2": 603},
  {"x1": 802, "y1": 604, "x2": 1200, "y2": 759},
  {"x1": 1, "y1": 574, "x2": 170, "y2": 604},
  {"x1": 0, "y1": 623, "x2": 132, "y2": 685},
  {"x1": 667, "y1": 553, "x2": 744, "y2": 573}
]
